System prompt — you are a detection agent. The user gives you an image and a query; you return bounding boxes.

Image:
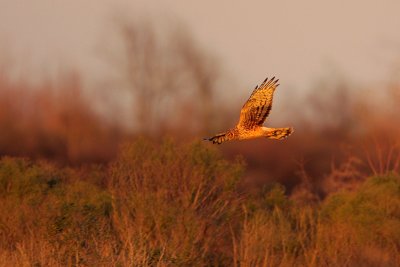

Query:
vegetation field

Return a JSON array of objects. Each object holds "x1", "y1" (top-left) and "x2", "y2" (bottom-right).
[{"x1": 0, "y1": 139, "x2": 399, "y2": 266}]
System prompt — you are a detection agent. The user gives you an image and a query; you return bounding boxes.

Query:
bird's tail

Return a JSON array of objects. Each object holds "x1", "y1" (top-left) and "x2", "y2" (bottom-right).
[
  {"x1": 203, "y1": 132, "x2": 231, "y2": 144},
  {"x1": 264, "y1": 127, "x2": 294, "y2": 140}
]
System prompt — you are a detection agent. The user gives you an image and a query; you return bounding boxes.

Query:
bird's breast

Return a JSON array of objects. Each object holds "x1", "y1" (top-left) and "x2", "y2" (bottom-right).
[{"x1": 236, "y1": 127, "x2": 265, "y2": 140}]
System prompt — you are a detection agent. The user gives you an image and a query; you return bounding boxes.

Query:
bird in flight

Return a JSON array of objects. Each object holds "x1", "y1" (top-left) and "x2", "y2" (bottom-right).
[{"x1": 204, "y1": 76, "x2": 293, "y2": 144}]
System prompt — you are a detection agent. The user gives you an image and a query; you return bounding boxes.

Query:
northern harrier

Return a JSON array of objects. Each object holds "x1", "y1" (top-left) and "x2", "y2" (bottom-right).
[{"x1": 204, "y1": 76, "x2": 293, "y2": 144}]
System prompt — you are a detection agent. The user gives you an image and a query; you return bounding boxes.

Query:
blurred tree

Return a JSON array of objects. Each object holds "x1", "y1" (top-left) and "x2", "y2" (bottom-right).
[
  {"x1": 112, "y1": 19, "x2": 222, "y2": 136},
  {"x1": 172, "y1": 30, "x2": 220, "y2": 134}
]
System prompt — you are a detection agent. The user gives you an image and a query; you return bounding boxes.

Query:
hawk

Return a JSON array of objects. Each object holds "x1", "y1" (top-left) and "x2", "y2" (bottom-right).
[{"x1": 204, "y1": 76, "x2": 293, "y2": 144}]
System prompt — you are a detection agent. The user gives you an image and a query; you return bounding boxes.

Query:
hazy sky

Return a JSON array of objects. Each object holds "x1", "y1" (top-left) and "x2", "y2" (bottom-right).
[{"x1": 1, "y1": 0, "x2": 400, "y2": 93}]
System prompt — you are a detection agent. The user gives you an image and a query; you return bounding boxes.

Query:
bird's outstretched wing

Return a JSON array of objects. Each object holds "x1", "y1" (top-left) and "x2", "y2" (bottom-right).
[
  {"x1": 237, "y1": 77, "x2": 279, "y2": 130},
  {"x1": 203, "y1": 132, "x2": 232, "y2": 144}
]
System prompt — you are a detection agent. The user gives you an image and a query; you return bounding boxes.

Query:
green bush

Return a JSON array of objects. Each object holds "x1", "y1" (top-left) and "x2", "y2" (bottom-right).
[
  {"x1": 234, "y1": 175, "x2": 400, "y2": 266},
  {"x1": 0, "y1": 157, "x2": 55, "y2": 200},
  {"x1": 321, "y1": 174, "x2": 400, "y2": 246},
  {"x1": 0, "y1": 157, "x2": 112, "y2": 265}
]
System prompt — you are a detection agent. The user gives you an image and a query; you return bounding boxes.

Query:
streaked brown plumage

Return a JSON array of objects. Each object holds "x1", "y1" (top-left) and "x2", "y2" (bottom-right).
[{"x1": 204, "y1": 76, "x2": 293, "y2": 144}]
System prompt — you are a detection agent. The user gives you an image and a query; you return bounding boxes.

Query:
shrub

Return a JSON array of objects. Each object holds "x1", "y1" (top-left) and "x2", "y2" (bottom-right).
[
  {"x1": 317, "y1": 174, "x2": 400, "y2": 266},
  {"x1": 233, "y1": 174, "x2": 400, "y2": 267},
  {"x1": 109, "y1": 138, "x2": 244, "y2": 266},
  {"x1": 0, "y1": 157, "x2": 112, "y2": 266}
]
